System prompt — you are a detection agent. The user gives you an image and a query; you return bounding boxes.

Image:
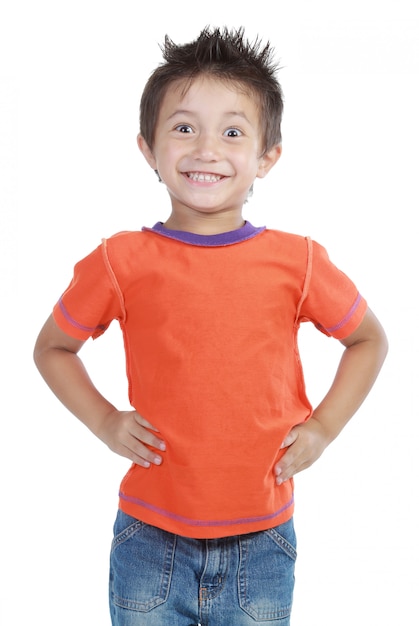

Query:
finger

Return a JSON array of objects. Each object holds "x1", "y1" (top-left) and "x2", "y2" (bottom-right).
[
  {"x1": 127, "y1": 443, "x2": 164, "y2": 468},
  {"x1": 275, "y1": 446, "x2": 313, "y2": 484},
  {"x1": 132, "y1": 422, "x2": 166, "y2": 448},
  {"x1": 134, "y1": 412, "x2": 161, "y2": 432},
  {"x1": 118, "y1": 413, "x2": 166, "y2": 466},
  {"x1": 132, "y1": 413, "x2": 166, "y2": 451},
  {"x1": 280, "y1": 427, "x2": 299, "y2": 449},
  {"x1": 275, "y1": 444, "x2": 304, "y2": 483}
]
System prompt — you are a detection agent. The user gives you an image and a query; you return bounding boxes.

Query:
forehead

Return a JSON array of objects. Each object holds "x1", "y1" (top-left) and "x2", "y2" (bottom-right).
[{"x1": 159, "y1": 75, "x2": 261, "y2": 121}]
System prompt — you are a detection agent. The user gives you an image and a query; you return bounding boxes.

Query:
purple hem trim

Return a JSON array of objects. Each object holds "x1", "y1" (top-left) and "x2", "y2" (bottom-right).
[
  {"x1": 142, "y1": 221, "x2": 265, "y2": 247},
  {"x1": 119, "y1": 491, "x2": 294, "y2": 527},
  {"x1": 325, "y1": 292, "x2": 363, "y2": 333},
  {"x1": 57, "y1": 297, "x2": 106, "y2": 334}
]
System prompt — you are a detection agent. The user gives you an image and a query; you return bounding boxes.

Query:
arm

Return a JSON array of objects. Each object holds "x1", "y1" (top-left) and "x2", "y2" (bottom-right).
[
  {"x1": 274, "y1": 307, "x2": 388, "y2": 484},
  {"x1": 33, "y1": 314, "x2": 166, "y2": 467}
]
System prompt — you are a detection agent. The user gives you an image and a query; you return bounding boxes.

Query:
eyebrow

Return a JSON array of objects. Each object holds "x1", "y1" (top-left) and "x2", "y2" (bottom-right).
[{"x1": 167, "y1": 110, "x2": 251, "y2": 123}]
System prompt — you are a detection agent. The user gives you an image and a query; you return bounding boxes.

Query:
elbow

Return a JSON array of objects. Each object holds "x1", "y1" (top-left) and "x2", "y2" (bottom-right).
[
  {"x1": 33, "y1": 336, "x2": 47, "y2": 373},
  {"x1": 380, "y1": 328, "x2": 389, "y2": 364}
]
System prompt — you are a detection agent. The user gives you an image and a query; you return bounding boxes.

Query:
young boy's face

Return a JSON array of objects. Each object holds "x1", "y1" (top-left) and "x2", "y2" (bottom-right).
[{"x1": 139, "y1": 76, "x2": 281, "y2": 222}]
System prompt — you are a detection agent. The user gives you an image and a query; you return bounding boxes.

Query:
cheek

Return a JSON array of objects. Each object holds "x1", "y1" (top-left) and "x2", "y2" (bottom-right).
[
  {"x1": 156, "y1": 144, "x2": 181, "y2": 167},
  {"x1": 152, "y1": 153, "x2": 171, "y2": 176},
  {"x1": 240, "y1": 154, "x2": 264, "y2": 179}
]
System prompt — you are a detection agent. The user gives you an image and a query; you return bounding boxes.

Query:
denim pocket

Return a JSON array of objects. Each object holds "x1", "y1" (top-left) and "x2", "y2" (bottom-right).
[
  {"x1": 109, "y1": 511, "x2": 176, "y2": 612},
  {"x1": 238, "y1": 518, "x2": 297, "y2": 621}
]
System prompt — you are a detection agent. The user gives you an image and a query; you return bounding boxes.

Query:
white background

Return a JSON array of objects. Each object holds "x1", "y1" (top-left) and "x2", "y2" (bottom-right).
[{"x1": 1, "y1": 1, "x2": 418, "y2": 624}]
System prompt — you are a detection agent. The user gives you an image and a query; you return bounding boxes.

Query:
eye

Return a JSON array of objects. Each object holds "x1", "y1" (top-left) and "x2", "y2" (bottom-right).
[
  {"x1": 223, "y1": 128, "x2": 242, "y2": 138},
  {"x1": 175, "y1": 124, "x2": 193, "y2": 133}
]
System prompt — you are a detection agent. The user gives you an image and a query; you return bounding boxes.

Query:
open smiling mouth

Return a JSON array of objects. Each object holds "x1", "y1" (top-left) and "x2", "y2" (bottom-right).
[{"x1": 186, "y1": 172, "x2": 223, "y2": 182}]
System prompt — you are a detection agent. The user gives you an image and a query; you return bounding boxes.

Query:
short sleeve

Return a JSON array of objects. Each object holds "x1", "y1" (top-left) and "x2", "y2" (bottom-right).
[
  {"x1": 299, "y1": 240, "x2": 367, "y2": 340},
  {"x1": 53, "y1": 242, "x2": 123, "y2": 340}
]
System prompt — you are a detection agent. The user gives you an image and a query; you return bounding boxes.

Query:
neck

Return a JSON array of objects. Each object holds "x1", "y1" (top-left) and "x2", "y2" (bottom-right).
[{"x1": 164, "y1": 211, "x2": 245, "y2": 236}]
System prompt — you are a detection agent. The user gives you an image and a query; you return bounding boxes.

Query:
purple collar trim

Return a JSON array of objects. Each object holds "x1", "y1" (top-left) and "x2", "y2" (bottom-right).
[{"x1": 142, "y1": 221, "x2": 265, "y2": 247}]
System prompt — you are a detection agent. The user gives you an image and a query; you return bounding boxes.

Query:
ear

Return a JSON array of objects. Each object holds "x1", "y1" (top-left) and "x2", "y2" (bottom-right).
[
  {"x1": 256, "y1": 144, "x2": 282, "y2": 179},
  {"x1": 137, "y1": 134, "x2": 157, "y2": 170}
]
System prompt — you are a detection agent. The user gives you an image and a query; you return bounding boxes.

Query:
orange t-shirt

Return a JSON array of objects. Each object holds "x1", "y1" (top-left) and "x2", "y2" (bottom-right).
[{"x1": 53, "y1": 224, "x2": 367, "y2": 538}]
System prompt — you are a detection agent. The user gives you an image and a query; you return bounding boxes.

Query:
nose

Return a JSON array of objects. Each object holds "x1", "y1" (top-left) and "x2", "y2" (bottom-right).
[{"x1": 192, "y1": 132, "x2": 220, "y2": 162}]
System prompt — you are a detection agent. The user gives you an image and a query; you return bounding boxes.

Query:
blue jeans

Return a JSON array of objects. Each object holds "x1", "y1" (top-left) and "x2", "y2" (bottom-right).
[{"x1": 109, "y1": 510, "x2": 297, "y2": 625}]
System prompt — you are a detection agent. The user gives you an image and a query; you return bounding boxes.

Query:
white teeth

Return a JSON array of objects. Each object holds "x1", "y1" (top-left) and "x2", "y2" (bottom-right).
[{"x1": 187, "y1": 172, "x2": 221, "y2": 182}]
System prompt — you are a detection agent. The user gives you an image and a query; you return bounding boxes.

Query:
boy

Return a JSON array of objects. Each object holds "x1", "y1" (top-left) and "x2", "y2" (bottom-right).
[{"x1": 34, "y1": 26, "x2": 388, "y2": 625}]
